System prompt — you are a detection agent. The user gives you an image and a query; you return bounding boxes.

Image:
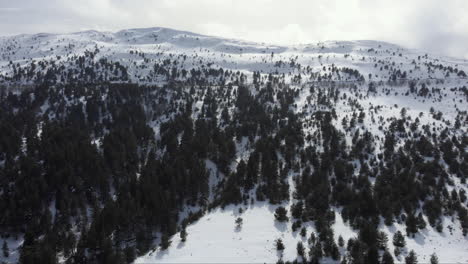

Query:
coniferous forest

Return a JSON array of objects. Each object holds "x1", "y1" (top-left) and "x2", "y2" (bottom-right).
[
  {"x1": 0, "y1": 27, "x2": 467, "y2": 264},
  {"x1": 1, "y1": 76, "x2": 467, "y2": 263}
]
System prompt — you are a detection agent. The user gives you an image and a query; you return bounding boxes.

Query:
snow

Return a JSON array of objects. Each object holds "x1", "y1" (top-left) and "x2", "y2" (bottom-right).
[
  {"x1": 1, "y1": 27, "x2": 467, "y2": 85},
  {"x1": 136, "y1": 205, "x2": 468, "y2": 263},
  {"x1": 136, "y1": 203, "x2": 305, "y2": 263},
  {"x1": 0, "y1": 235, "x2": 23, "y2": 264},
  {"x1": 380, "y1": 216, "x2": 468, "y2": 263}
]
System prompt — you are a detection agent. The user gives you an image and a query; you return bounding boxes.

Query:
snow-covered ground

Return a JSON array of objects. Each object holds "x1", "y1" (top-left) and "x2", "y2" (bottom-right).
[
  {"x1": 136, "y1": 204, "x2": 298, "y2": 263},
  {"x1": 1, "y1": 27, "x2": 467, "y2": 85},
  {"x1": 136, "y1": 205, "x2": 468, "y2": 263},
  {"x1": 0, "y1": 235, "x2": 23, "y2": 264}
]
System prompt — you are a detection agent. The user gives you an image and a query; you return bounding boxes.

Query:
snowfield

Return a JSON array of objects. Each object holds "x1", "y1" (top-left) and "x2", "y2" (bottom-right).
[
  {"x1": 1, "y1": 27, "x2": 468, "y2": 85},
  {"x1": 135, "y1": 205, "x2": 468, "y2": 263}
]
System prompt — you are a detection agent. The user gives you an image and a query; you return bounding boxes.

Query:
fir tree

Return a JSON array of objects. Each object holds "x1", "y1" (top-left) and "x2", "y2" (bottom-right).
[
  {"x1": 276, "y1": 238, "x2": 285, "y2": 251},
  {"x1": 377, "y1": 231, "x2": 389, "y2": 250},
  {"x1": 300, "y1": 227, "x2": 307, "y2": 237},
  {"x1": 296, "y1": 241, "x2": 305, "y2": 257},
  {"x1": 180, "y1": 228, "x2": 187, "y2": 242},
  {"x1": 416, "y1": 213, "x2": 427, "y2": 230},
  {"x1": 160, "y1": 233, "x2": 172, "y2": 250},
  {"x1": 274, "y1": 207, "x2": 289, "y2": 222},
  {"x1": 405, "y1": 250, "x2": 418, "y2": 264},
  {"x1": 2, "y1": 241, "x2": 8, "y2": 258},
  {"x1": 124, "y1": 246, "x2": 135, "y2": 264},
  {"x1": 338, "y1": 235, "x2": 344, "y2": 247},
  {"x1": 381, "y1": 250, "x2": 394, "y2": 264},
  {"x1": 235, "y1": 217, "x2": 243, "y2": 230},
  {"x1": 393, "y1": 231, "x2": 406, "y2": 248}
]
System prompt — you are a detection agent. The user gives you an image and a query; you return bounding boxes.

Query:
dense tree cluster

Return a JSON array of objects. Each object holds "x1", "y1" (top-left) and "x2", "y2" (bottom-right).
[{"x1": 0, "y1": 64, "x2": 466, "y2": 264}]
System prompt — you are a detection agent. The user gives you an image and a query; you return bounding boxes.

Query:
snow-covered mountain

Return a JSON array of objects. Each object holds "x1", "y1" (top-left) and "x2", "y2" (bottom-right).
[
  {"x1": 1, "y1": 27, "x2": 467, "y2": 85},
  {"x1": 0, "y1": 27, "x2": 467, "y2": 264}
]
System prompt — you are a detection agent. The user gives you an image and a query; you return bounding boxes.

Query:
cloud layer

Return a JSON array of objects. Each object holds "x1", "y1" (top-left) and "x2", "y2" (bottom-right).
[{"x1": 1, "y1": 0, "x2": 467, "y2": 58}]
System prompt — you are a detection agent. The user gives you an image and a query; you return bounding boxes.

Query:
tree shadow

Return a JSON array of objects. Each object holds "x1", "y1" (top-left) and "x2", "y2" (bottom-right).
[
  {"x1": 154, "y1": 247, "x2": 169, "y2": 260},
  {"x1": 412, "y1": 232, "x2": 426, "y2": 246},
  {"x1": 274, "y1": 220, "x2": 288, "y2": 232},
  {"x1": 177, "y1": 241, "x2": 185, "y2": 249}
]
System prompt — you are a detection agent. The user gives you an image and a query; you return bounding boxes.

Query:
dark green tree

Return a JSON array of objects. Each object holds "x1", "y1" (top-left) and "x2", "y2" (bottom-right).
[
  {"x1": 405, "y1": 250, "x2": 418, "y2": 264},
  {"x1": 2, "y1": 241, "x2": 8, "y2": 258},
  {"x1": 381, "y1": 250, "x2": 394, "y2": 264},
  {"x1": 274, "y1": 207, "x2": 289, "y2": 222},
  {"x1": 275, "y1": 238, "x2": 285, "y2": 251}
]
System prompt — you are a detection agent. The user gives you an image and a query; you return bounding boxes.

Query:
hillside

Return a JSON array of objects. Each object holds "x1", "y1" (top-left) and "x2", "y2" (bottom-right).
[
  {"x1": 0, "y1": 27, "x2": 467, "y2": 264},
  {"x1": 2, "y1": 27, "x2": 467, "y2": 86}
]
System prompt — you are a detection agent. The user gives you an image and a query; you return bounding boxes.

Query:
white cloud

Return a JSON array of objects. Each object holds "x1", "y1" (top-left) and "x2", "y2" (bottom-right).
[{"x1": 1, "y1": 0, "x2": 467, "y2": 58}]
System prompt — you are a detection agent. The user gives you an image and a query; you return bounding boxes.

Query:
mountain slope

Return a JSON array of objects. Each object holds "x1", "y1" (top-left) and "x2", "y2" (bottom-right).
[
  {"x1": 1, "y1": 27, "x2": 467, "y2": 85},
  {"x1": 0, "y1": 27, "x2": 467, "y2": 264}
]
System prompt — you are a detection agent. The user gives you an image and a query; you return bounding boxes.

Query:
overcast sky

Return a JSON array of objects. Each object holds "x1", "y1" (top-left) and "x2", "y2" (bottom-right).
[{"x1": 1, "y1": 0, "x2": 467, "y2": 58}]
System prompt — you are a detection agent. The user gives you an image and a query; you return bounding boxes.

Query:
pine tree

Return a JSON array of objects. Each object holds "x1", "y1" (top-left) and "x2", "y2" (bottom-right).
[
  {"x1": 394, "y1": 247, "x2": 401, "y2": 257},
  {"x1": 275, "y1": 238, "x2": 285, "y2": 251},
  {"x1": 310, "y1": 242, "x2": 323, "y2": 260},
  {"x1": 392, "y1": 231, "x2": 406, "y2": 248},
  {"x1": 406, "y1": 213, "x2": 418, "y2": 236},
  {"x1": 160, "y1": 233, "x2": 171, "y2": 250},
  {"x1": 276, "y1": 259, "x2": 285, "y2": 264},
  {"x1": 381, "y1": 250, "x2": 394, "y2": 264},
  {"x1": 180, "y1": 228, "x2": 187, "y2": 242},
  {"x1": 235, "y1": 217, "x2": 243, "y2": 230},
  {"x1": 392, "y1": 231, "x2": 406, "y2": 257},
  {"x1": 430, "y1": 253, "x2": 439, "y2": 264},
  {"x1": 300, "y1": 227, "x2": 307, "y2": 237},
  {"x1": 297, "y1": 241, "x2": 305, "y2": 257},
  {"x1": 405, "y1": 250, "x2": 418, "y2": 264},
  {"x1": 377, "y1": 231, "x2": 389, "y2": 250},
  {"x1": 2, "y1": 241, "x2": 8, "y2": 258},
  {"x1": 124, "y1": 246, "x2": 135, "y2": 264},
  {"x1": 366, "y1": 247, "x2": 379, "y2": 264},
  {"x1": 338, "y1": 235, "x2": 344, "y2": 247},
  {"x1": 330, "y1": 242, "x2": 340, "y2": 260},
  {"x1": 274, "y1": 207, "x2": 289, "y2": 222},
  {"x1": 416, "y1": 213, "x2": 426, "y2": 230}
]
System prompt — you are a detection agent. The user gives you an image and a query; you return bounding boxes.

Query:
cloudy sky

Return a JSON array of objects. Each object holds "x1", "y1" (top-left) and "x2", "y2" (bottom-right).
[{"x1": 1, "y1": 0, "x2": 467, "y2": 58}]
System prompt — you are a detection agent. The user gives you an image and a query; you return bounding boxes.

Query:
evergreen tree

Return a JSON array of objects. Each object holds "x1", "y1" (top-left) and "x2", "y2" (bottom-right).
[
  {"x1": 180, "y1": 228, "x2": 187, "y2": 242},
  {"x1": 274, "y1": 207, "x2": 289, "y2": 222},
  {"x1": 393, "y1": 231, "x2": 406, "y2": 248},
  {"x1": 124, "y1": 246, "x2": 135, "y2": 264},
  {"x1": 377, "y1": 231, "x2": 389, "y2": 250},
  {"x1": 296, "y1": 241, "x2": 305, "y2": 257},
  {"x1": 310, "y1": 242, "x2": 323, "y2": 261},
  {"x1": 2, "y1": 241, "x2": 8, "y2": 258},
  {"x1": 406, "y1": 213, "x2": 418, "y2": 236},
  {"x1": 160, "y1": 233, "x2": 172, "y2": 250},
  {"x1": 416, "y1": 213, "x2": 426, "y2": 230},
  {"x1": 235, "y1": 217, "x2": 243, "y2": 230},
  {"x1": 381, "y1": 250, "x2": 394, "y2": 264},
  {"x1": 276, "y1": 238, "x2": 285, "y2": 251},
  {"x1": 330, "y1": 242, "x2": 340, "y2": 261},
  {"x1": 430, "y1": 253, "x2": 439, "y2": 264},
  {"x1": 405, "y1": 250, "x2": 418, "y2": 264},
  {"x1": 337, "y1": 235, "x2": 345, "y2": 248},
  {"x1": 366, "y1": 247, "x2": 379, "y2": 264}
]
